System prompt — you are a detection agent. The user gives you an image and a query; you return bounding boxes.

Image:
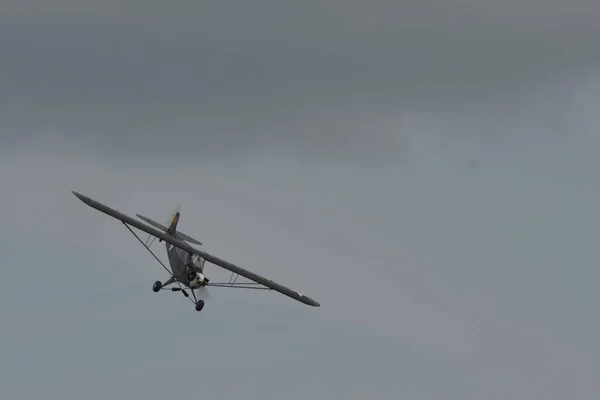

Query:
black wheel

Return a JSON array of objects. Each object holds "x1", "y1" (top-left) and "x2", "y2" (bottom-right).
[
  {"x1": 195, "y1": 300, "x2": 205, "y2": 312},
  {"x1": 152, "y1": 281, "x2": 162, "y2": 292}
]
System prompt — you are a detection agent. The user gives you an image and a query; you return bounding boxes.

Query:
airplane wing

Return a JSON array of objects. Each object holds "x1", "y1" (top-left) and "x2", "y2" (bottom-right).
[{"x1": 72, "y1": 191, "x2": 320, "y2": 307}]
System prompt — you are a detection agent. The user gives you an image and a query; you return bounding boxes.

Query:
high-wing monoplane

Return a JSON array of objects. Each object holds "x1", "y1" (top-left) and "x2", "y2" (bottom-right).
[{"x1": 72, "y1": 191, "x2": 320, "y2": 312}]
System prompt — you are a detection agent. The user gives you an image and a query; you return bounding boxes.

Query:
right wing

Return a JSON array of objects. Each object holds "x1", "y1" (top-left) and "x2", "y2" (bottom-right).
[{"x1": 72, "y1": 191, "x2": 320, "y2": 307}]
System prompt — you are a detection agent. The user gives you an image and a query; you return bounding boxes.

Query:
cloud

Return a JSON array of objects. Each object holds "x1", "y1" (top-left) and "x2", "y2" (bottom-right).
[
  {"x1": 2, "y1": 4, "x2": 600, "y2": 397},
  {"x1": 4, "y1": 116, "x2": 600, "y2": 398},
  {"x1": 2, "y1": 0, "x2": 600, "y2": 159},
  {"x1": 4, "y1": 89, "x2": 600, "y2": 398}
]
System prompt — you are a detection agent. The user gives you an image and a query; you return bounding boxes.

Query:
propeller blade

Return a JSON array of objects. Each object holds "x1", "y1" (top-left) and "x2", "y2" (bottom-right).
[{"x1": 195, "y1": 286, "x2": 211, "y2": 301}]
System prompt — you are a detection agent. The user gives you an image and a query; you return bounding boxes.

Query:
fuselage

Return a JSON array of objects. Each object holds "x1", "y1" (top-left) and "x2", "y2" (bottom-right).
[{"x1": 166, "y1": 242, "x2": 206, "y2": 288}]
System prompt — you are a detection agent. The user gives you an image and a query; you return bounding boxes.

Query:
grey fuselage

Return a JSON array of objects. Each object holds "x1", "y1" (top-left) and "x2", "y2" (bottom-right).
[{"x1": 166, "y1": 242, "x2": 201, "y2": 286}]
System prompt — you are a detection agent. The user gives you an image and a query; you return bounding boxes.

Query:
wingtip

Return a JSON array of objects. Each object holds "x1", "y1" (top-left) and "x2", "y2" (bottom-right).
[
  {"x1": 305, "y1": 297, "x2": 320, "y2": 307},
  {"x1": 72, "y1": 191, "x2": 93, "y2": 206}
]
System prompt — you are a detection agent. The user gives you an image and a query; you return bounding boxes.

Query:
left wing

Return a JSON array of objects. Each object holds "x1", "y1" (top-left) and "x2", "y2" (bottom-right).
[{"x1": 72, "y1": 191, "x2": 320, "y2": 307}]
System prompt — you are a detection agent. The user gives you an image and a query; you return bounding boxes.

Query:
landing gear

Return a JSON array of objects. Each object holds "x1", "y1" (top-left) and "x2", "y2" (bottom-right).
[{"x1": 153, "y1": 279, "x2": 206, "y2": 312}]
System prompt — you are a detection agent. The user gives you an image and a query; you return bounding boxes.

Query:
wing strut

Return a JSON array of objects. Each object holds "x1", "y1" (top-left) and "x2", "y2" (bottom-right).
[{"x1": 206, "y1": 283, "x2": 271, "y2": 290}]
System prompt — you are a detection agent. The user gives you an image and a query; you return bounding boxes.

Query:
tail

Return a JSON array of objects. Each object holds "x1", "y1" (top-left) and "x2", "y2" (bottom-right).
[
  {"x1": 166, "y1": 205, "x2": 181, "y2": 235},
  {"x1": 136, "y1": 206, "x2": 203, "y2": 246}
]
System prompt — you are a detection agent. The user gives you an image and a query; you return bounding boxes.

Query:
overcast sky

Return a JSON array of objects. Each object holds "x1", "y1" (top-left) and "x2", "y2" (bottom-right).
[{"x1": 2, "y1": 2, "x2": 600, "y2": 399}]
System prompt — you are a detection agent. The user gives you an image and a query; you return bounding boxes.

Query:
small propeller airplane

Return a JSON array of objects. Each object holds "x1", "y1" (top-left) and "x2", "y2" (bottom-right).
[{"x1": 72, "y1": 191, "x2": 320, "y2": 312}]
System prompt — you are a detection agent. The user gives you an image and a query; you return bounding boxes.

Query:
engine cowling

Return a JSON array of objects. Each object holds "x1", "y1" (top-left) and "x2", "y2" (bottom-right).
[{"x1": 189, "y1": 272, "x2": 206, "y2": 289}]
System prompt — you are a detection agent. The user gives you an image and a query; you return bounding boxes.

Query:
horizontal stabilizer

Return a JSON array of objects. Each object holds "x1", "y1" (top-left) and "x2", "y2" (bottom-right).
[{"x1": 136, "y1": 214, "x2": 203, "y2": 245}]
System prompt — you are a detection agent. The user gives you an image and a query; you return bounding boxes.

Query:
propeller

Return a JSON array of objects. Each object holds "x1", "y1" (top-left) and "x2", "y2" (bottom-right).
[
  {"x1": 195, "y1": 285, "x2": 211, "y2": 302},
  {"x1": 187, "y1": 255, "x2": 211, "y2": 303}
]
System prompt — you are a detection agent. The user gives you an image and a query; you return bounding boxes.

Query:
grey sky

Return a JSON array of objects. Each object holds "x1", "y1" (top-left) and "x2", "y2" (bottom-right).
[
  {"x1": 2, "y1": 2, "x2": 600, "y2": 399},
  {"x1": 2, "y1": 0, "x2": 600, "y2": 157}
]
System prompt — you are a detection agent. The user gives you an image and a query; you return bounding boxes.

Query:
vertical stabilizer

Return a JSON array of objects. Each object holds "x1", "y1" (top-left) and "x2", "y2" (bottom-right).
[
  {"x1": 136, "y1": 210, "x2": 203, "y2": 245},
  {"x1": 166, "y1": 205, "x2": 181, "y2": 234}
]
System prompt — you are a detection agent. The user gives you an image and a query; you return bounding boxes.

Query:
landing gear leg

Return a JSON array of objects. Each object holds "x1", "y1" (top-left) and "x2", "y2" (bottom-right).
[
  {"x1": 190, "y1": 288, "x2": 205, "y2": 312},
  {"x1": 153, "y1": 277, "x2": 175, "y2": 292}
]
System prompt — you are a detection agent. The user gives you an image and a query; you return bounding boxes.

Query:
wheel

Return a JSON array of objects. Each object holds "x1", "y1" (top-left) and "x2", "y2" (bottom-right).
[
  {"x1": 152, "y1": 281, "x2": 162, "y2": 293},
  {"x1": 195, "y1": 299, "x2": 205, "y2": 312}
]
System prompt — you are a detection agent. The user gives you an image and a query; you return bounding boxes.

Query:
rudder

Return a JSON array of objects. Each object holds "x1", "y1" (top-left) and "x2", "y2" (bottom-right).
[{"x1": 166, "y1": 206, "x2": 181, "y2": 234}]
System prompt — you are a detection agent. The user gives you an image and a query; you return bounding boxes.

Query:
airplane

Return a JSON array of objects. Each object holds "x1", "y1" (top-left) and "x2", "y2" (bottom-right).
[{"x1": 72, "y1": 191, "x2": 320, "y2": 312}]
